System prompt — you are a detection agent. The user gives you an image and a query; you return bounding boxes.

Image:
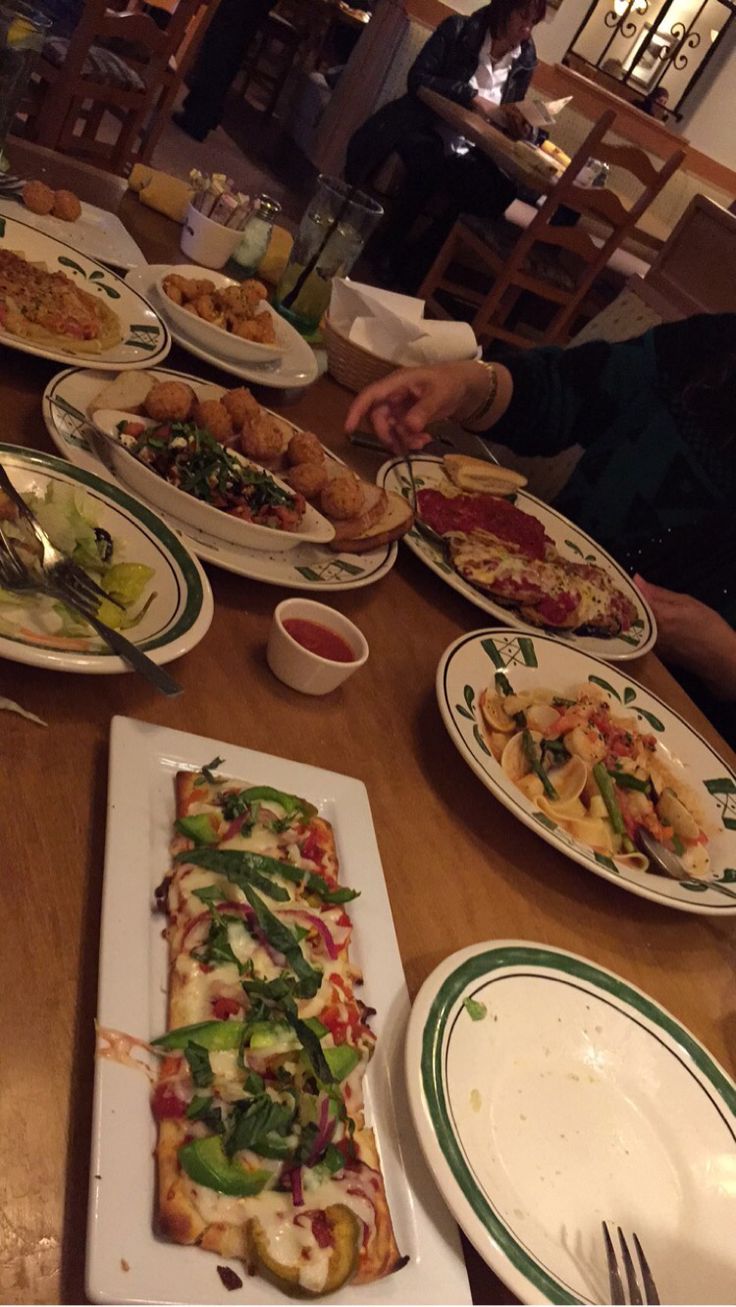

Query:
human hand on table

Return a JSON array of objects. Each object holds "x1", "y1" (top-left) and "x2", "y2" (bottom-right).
[
  {"x1": 344, "y1": 361, "x2": 495, "y2": 450},
  {"x1": 635, "y1": 577, "x2": 736, "y2": 698}
]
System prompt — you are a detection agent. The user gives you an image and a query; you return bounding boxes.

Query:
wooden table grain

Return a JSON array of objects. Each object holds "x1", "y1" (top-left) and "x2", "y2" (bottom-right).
[{"x1": 1, "y1": 142, "x2": 734, "y2": 1307}]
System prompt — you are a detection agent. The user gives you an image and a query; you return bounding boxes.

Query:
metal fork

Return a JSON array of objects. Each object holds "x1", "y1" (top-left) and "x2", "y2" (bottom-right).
[
  {"x1": 0, "y1": 462, "x2": 124, "y2": 613},
  {"x1": 602, "y1": 1222, "x2": 660, "y2": 1305},
  {"x1": 0, "y1": 527, "x2": 182, "y2": 697}
]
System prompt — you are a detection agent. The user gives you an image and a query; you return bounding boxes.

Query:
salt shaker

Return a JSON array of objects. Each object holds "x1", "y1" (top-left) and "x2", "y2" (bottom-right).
[{"x1": 232, "y1": 194, "x2": 282, "y2": 276}]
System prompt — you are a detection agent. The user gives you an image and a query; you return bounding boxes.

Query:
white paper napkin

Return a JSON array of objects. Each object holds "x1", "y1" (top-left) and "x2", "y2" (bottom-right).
[{"x1": 329, "y1": 279, "x2": 478, "y2": 365}]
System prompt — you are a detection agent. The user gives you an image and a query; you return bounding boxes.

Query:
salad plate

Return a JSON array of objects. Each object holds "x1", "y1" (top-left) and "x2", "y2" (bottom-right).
[
  {"x1": 0, "y1": 444, "x2": 212, "y2": 673},
  {"x1": 87, "y1": 716, "x2": 471, "y2": 1305},
  {"x1": 125, "y1": 265, "x2": 318, "y2": 390},
  {"x1": 378, "y1": 455, "x2": 655, "y2": 663},
  {"x1": 0, "y1": 215, "x2": 170, "y2": 369},
  {"x1": 406, "y1": 939, "x2": 736, "y2": 1305},
  {"x1": 437, "y1": 628, "x2": 736, "y2": 913},
  {"x1": 43, "y1": 366, "x2": 398, "y2": 592}
]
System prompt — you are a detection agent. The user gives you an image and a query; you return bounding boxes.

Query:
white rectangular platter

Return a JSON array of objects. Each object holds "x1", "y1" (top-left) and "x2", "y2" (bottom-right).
[
  {"x1": 0, "y1": 196, "x2": 146, "y2": 269},
  {"x1": 87, "y1": 715, "x2": 471, "y2": 1305}
]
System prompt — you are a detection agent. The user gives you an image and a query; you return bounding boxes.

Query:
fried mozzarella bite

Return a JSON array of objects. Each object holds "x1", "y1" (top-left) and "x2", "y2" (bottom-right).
[
  {"x1": 231, "y1": 313, "x2": 277, "y2": 345},
  {"x1": 218, "y1": 280, "x2": 268, "y2": 317},
  {"x1": 22, "y1": 180, "x2": 55, "y2": 215},
  {"x1": 193, "y1": 398, "x2": 233, "y2": 444},
  {"x1": 240, "y1": 412, "x2": 284, "y2": 463},
  {"x1": 144, "y1": 380, "x2": 196, "y2": 423},
  {"x1": 287, "y1": 430, "x2": 324, "y2": 466},
  {"x1": 286, "y1": 460, "x2": 328, "y2": 499},
  {"x1": 320, "y1": 473, "x2": 364, "y2": 520},
  {"x1": 221, "y1": 387, "x2": 260, "y2": 432},
  {"x1": 52, "y1": 189, "x2": 82, "y2": 222}
]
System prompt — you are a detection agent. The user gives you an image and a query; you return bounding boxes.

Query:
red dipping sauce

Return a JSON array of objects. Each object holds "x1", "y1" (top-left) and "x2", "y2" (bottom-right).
[
  {"x1": 283, "y1": 618, "x2": 356, "y2": 663},
  {"x1": 417, "y1": 488, "x2": 550, "y2": 560}
]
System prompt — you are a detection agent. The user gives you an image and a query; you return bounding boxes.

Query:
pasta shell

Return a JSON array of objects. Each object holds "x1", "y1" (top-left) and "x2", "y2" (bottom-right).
[
  {"x1": 525, "y1": 702, "x2": 559, "y2": 734},
  {"x1": 656, "y1": 787, "x2": 700, "y2": 842},
  {"x1": 479, "y1": 688, "x2": 516, "y2": 734},
  {"x1": 548, "y1": 755, "x2": 587, "y2": 804},
  {"x1": 501, "y1": 729, "x2": 542, "y2": 782}
]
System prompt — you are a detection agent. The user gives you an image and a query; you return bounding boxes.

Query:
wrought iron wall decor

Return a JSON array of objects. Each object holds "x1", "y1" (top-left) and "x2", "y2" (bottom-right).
[{"x1": 566, "y1": 0, "x2": 736, "y2": 115}]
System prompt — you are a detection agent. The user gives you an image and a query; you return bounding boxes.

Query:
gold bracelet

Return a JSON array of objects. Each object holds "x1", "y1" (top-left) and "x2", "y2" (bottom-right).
[{"x1": 461, "y1": 362, "x2": 498, "y2": 429}]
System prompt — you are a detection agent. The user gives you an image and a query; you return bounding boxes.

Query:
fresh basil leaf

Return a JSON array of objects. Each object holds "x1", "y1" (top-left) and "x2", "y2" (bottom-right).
[
  {"x1": 199, "y1": 756, "x2": 224, "y2": 784},
  {"x1": 193, "y1": 884, "x2": 222, "y2": 905},
  {"x1": 243, "y1": 887, "x2": 323, "y2": 999},
  {"x1": 321, "y1": 1143, "x2": 344, "y2": 1174},
  {"x1": 284, "y1": 1009, "x2": 334, "y2": 1085},
  {"x1": 245, "y1": 1071, "x2": 264, "y2": 1095},
  {"x1": 463, "y1": 997, "x2": 487, "y2": 1022},
  {"x1": 174, "y1": 847, "x2": 290, "y2": 903},
  {"x1": 186, "y1": 1094, "x2": 225, "y2": 1132},
  {"x1": 192, "y1": 908, "x2": 242, "y2": 972},
  {"x1": 274, "y1": 862, "x2": 360, "y2": 905},
  {"x1": 185, "y1": 1042, "x2": 213, "y2": 1087}
]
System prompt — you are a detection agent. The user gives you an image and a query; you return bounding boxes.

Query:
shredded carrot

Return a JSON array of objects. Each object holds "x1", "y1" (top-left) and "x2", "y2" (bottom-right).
[{"x1": 19, "y1": 628, "x2": 90, "y2": 651}]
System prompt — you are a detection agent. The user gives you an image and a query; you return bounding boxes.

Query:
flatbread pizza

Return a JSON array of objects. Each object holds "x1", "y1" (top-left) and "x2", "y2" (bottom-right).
[{"x1": 152, "y1": 762, "x2": 403, "y2": 1296}]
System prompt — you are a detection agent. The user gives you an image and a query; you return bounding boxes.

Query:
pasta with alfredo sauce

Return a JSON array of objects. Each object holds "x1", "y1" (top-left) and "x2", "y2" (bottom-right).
[{"x1": 480, "y1": 678, "x2": 713, "y2": 879}]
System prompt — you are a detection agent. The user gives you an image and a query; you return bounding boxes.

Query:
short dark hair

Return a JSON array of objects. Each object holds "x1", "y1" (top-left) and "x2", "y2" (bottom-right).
[{"x1": 488, "y1": 0, "x2": 546, "y2": 39}]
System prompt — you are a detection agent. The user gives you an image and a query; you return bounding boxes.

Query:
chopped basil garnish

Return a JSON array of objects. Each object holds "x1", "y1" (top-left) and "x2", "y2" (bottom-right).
[
  {"x1": 199, "y1": 756, "x2": 225, "y2": 784},
  {"x1": 243, "y1": 886, "x2": 322, "y2": 1000},
  {"x1": 175, "y1": 847, "x2": 290, "y2": 903},
  {"x1": 463, "y1": 997, "x2": 487, "y2": 1022},
  {"x1": 185, "y1": 1042, "x2": 213, "y2": 1087}
]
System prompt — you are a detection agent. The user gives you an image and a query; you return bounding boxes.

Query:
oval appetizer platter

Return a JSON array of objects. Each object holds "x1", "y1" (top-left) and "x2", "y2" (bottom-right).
[
  {"x1": 437, "y1": 628, "x2": 736, "y2": 914},
  {"x1": 43, "y1": 366, "x2": 401, "y2": 592},
  {"x1": 0, "y1": 214, "x2": 170, "y2": 369},
  {"x1": 378, "y1": 454, "x2": 655, "y2": 662}
]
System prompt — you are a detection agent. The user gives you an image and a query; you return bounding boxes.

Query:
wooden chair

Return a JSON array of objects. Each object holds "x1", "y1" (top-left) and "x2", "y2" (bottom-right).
[
  {"x1": 22, "y1": 0, "x2": 221, "y2": 174},
  {"x1": 239, "y1": 0, "x2": 334, "y2": 116},
  {"x1": 419, "y1": 109, "x2": 685, "y2": 349}
]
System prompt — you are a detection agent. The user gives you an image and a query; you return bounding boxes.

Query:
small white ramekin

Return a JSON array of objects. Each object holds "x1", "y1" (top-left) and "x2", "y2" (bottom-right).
[{"x1": 267, "y1": 598, "x2": 369, "y2": 695}]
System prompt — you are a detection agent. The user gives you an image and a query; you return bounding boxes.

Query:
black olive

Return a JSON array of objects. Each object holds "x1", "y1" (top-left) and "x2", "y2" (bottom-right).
[{"x1": 94, "y1": 527, "x2": 113, "y2": 563}]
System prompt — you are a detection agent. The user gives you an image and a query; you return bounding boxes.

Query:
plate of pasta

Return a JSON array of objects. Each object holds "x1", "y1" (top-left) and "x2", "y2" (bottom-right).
[{"x1": 437, "y1": 629, "x2": 736, "y2": 913}]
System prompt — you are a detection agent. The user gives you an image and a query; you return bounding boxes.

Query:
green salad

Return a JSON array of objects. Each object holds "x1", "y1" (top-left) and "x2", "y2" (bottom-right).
[{"x1": 0, "y1": 483, "x2": 155, "y2": 644}]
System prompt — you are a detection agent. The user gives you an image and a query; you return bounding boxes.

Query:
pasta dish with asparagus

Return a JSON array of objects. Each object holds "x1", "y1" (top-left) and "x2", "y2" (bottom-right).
[{"x1": 480, "y1": 677, "x2": 712, "y2": 879}]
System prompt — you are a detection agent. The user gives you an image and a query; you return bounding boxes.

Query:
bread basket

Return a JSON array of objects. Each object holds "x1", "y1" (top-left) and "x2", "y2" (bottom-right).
[{"x1": 322, "y1": 315, "x2": 397, "y2": 393}]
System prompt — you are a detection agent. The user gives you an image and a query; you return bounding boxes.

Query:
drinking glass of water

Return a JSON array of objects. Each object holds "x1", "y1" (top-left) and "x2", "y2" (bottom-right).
[
  {"x1": 274, "y1": 176, "x2": 383, "y2": 335},
  {"x1": 0, "y1": 1, "x2": 50, "y2": 172}
]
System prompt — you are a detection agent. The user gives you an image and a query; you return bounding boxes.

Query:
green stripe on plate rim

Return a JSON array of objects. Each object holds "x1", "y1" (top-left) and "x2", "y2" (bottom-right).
[
  {"x1": 0, "y1": 443, "x2": 203, "y2": 651},
  {"x1": 421, "y1": 943, "x2": 736, "y2": 1304}
]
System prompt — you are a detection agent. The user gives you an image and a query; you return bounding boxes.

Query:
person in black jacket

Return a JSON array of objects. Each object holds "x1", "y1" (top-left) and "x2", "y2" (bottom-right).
[
  {"x1": 173, "y1": 0, "x2": 277, "y2": 142},
  {"x1": 345, "y1": 0, "x2": 545, "y2": 286}
]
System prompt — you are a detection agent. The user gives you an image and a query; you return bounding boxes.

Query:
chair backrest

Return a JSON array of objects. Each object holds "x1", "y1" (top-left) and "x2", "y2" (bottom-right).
[
  {"x1": 519, "y1": 110, "x2": 685, "y2": 279},
  {"x1": 57, "y1": 0, "x2": 208, "y2": 89}
]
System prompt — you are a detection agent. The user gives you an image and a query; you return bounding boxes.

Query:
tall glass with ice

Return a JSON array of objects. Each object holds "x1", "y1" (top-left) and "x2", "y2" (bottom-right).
[{"x1": 274, "y1": 176, "x2": 383, "y2": 335}]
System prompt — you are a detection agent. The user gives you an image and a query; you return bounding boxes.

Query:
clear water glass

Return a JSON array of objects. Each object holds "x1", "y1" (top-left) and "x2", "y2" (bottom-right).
[
  {"x1": 274, "y1": 175, "x2": 383, "y2": 335},
  {"x1": 0, "y1": 2, "x2": 50, "y2": 171}
]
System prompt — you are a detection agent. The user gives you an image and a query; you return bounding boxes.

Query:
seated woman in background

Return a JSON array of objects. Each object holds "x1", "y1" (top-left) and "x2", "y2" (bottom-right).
[
  {"x1": 345, "y1": 0, "x2": 545, "y2": 287},
  {"x1": 345, "y1": 313, "x2": 736, "y2": 743}
]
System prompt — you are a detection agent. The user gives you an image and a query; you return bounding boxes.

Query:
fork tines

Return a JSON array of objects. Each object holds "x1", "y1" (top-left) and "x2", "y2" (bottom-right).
[{"x1": 602, "y1": 1222, "x2": 660, "y2": 1306}]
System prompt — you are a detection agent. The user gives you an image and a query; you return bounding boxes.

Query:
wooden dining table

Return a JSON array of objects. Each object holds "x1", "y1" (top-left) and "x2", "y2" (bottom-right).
[
  {"x1": 417, "y1": 86, "x2": 668, "y2": 259},
  {"x1": 2, "y1": 138, "x2": 736, "y2": 1307}
]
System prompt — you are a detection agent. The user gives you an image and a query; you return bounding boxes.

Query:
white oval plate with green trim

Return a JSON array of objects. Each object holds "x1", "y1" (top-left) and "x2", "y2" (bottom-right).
[
  {"x1": 407, "y1": 940, "x2": 736, "y2": 1304},
  {"x1": 377, "y1": 455, "x2": 655, "y2": 662},
  {"x1": 42, "y1": 366, "x2": 398, "y2": 592},
  {"x1": 0, "y1": 444, "x2": 212, "y2": 672},
  {"x1": 437, "y1": 628, "x2": 736, "y2": 913},
  {"x1": 0, "y1": 215, "x2": 170, "y2": 369}
]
